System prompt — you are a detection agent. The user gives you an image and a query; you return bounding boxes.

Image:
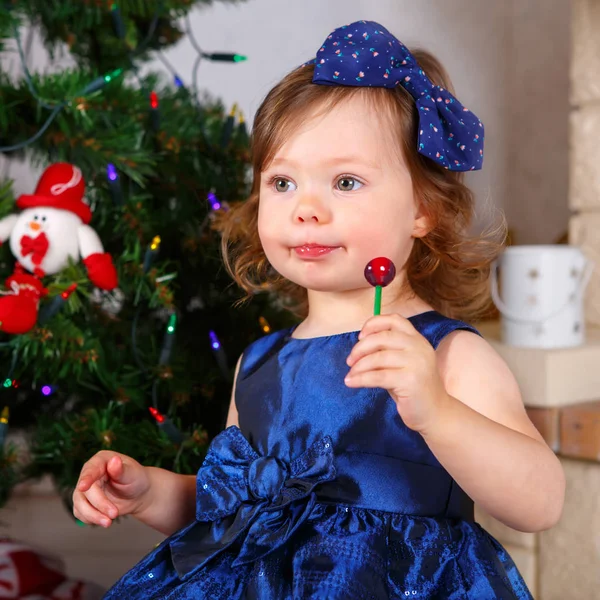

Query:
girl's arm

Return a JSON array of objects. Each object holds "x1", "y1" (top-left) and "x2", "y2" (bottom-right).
[
  {"x1": 423, "y1": 331, "x2": 565, "y2": 533},
  {"x1": 134, "y1": 469, "x2": 197, "y2": 535},
  {"x1": 135, "y1": 356, "x2": 242, "y2": 535}
]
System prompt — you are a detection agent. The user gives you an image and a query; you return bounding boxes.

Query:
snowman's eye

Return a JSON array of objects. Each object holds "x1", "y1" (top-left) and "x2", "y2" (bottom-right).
[
  {"x1": 41, "y1": 216, "x2": 46, "y2": 222},
  {"x1": 33, "y1": 215, "x2": 38, "y2": 220}
]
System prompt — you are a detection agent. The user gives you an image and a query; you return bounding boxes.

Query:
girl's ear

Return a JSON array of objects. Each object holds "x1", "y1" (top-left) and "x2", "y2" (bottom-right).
[{"x1": 411, "y1": 209, "x2": 432, "y2": 239}]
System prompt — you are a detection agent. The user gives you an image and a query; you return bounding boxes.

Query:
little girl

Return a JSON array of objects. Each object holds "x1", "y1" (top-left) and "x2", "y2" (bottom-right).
[{"x1": 73, "y1": 20, "x2": 564, "y2": 599}]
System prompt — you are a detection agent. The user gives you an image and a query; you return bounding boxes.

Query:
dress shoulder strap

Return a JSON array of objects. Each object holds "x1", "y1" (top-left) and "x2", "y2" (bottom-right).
[
  {"x1": 410, "y1": 311, "x2": 482, "y2": 350},
  {"x1": 237, "y1": 329, "x2": 289, "y2": 380}
]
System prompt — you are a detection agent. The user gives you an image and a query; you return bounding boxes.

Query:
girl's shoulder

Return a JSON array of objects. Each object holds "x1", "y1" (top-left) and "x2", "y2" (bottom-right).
[
  {"x1": 433, "y1": 320, "x2": 543, "y2": 442},
  {"x1": 408, "y1": 310, "x2": 482, "y2": 350}
]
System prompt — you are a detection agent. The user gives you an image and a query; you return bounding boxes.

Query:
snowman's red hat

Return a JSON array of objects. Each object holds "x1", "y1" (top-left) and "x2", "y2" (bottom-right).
[{"x1": 16, "y1": 162, "x2": 92, "y2": 225}]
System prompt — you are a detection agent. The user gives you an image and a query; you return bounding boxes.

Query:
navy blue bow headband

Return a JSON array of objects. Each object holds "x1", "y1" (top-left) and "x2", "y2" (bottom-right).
[{"x1": 306, "y1": 20, "x2": 484, "y2": 172}]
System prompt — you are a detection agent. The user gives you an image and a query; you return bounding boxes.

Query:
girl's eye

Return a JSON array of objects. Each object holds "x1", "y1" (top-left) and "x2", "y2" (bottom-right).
[
  {"x1": 336, "y1": 177, "x2": 363, "y2": 192},
  {"x1": 273, "y1": 178, "x2": 297, "y2": 193}
]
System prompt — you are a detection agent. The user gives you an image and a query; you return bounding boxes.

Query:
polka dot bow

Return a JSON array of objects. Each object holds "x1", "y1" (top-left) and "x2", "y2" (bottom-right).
[{"x1": 308, "y1": 20, "x2": 484, "y2": 172}]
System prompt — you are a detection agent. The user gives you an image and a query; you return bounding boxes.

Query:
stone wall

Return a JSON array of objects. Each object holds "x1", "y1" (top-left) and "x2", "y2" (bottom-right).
[{"x1": 569, "y1": 0, "x2": 600, "y2": 325}]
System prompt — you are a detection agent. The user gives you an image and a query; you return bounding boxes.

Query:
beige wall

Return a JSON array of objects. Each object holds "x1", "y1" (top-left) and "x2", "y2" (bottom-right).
[{"x1": 505, "y1": 0, "x2": 571, "y2": 244}]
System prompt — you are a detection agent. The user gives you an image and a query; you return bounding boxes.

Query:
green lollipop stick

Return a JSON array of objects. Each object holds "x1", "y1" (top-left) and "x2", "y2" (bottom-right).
[
  {"x1": 364, "y1": 258, "x2": 396, "y2": 316},
  {"x1": 374, "y1": 285, "x2": 382, "y2": 316}
]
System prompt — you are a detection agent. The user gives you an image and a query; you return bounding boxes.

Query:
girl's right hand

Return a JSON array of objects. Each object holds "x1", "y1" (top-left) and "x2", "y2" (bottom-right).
[{"x1": 72, "y1": 451, "x2": 152, "y2": 528}]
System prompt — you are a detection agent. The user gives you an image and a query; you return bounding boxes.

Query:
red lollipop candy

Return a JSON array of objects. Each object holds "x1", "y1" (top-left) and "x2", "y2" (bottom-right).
[
  {"x1": 364, "y1": 257, "x2": 396, "y2": 315},
  {"x1": 364, "y1": 257, "x2": 396, "y2": 287}
]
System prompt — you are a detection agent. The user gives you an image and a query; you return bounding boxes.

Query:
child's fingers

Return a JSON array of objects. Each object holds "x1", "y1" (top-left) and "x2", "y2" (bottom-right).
[
  {"x1": 106, "y1": 455, "x2": 134, "y2": 486},
  {"x1": 77, "y1": 452, "x2": 124, "y2": 492},
  {"x1": 346, "y1": 350, "x2": 406, "y2": 379},
  {"x1": 84, "y1": 481, "x2": 119, "y2": 519},
  {"x1": 77, "y1": 457, "x2": 109, "y2": 492},
  {"x1": 344, "y1": 367, "x2": 402, "y2": 390},
  {"x1": 347, "y1": 330, "x2": 410, "y2": 367},
  {"x1": 73, "y1": 490, "x2": 113, "y2": 528},
  {"x1": 359, "y1": 314, "x2": 417, "y2": 340}
]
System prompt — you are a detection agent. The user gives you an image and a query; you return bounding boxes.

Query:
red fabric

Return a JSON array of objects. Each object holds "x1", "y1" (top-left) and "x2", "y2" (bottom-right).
[
  {"x1": 83, "y1": 252, "x2": 117, "y2": 291},
  {"x1": 0, "y1": 548, "x2": 65, "y2": 596},
  {"x1": 0, "y1": 537, "x2": 104, "y2": 599},
  {"x1": 20, "y1": 233, "x2": 49, "y2": 266},
  {"x1": 0, "y1": 273, "x2": 47, "y2": 334}
]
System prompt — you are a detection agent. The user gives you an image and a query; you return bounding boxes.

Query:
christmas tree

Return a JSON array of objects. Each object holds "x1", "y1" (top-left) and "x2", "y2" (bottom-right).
[{"x1": 0, "y1": 1, "x2": 291, "y2": 510}]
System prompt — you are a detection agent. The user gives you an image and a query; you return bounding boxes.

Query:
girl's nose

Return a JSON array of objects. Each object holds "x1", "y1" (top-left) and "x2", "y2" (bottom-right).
[{"x1": 292, "y1": 196, "x2": 332, "y2": 224}]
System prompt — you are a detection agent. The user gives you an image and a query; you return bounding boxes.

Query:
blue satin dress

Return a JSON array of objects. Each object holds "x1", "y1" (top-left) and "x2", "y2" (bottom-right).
[{"x1": 104, "y1": 311, "x2": 533, "y2": 599}]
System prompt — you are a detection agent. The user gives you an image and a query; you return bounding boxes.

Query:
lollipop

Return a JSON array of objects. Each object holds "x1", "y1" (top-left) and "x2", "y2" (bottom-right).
[{"x1": 364, "y1": 257, "x2": 396, "y2": 315}]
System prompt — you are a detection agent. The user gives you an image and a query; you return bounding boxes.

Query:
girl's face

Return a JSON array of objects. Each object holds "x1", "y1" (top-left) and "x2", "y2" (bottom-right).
[{"x1": 258, "y1": 94, "x2": 429, "y2": 296}]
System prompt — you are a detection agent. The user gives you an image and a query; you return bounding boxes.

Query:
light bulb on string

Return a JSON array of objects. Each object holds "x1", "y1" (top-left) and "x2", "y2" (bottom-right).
[
  {"x1": 0, "y1": 407, "x2": 9, "y2": 448},
  {"x1": 103, "y1": 69, "x2": 123, "y2": 84},
  {"x1": 148, "y1": 406, "x2": 164, "y2": 423},
  {"x1": 148, "y1": 407, "x2": 185, "y2": 444},
  {"x1": 209, "y1": 331, "x2": 230, "y2": 380},
  {"x1": 143, "y1": 235, "x2": 161, "y2": 274},
  {"x1": 149, "y1": 91, "x2": 160, "y2": 131},
  {"x1": 259, "y1": 316, "x2": 271, "y2": 334},
  {"x1": 107, "y1": 164, "x2": 118, "y2": 182},
  {"x1": 174, "y1": 76, "x2": 183, "y2": 88},
  {"x1": 81, "y1": 68, "x2": 123, "y2": 95},
  {"x1": 106, "y1": 163, "x2": 123, "y2": 205},
  {"x1": 202, "y1": 52, "x2": 247, "y2": 63},
  {"x1": 41, "y1": 385, "x2": 55, "y2": 397},
  {"x1": 167, "y1": 313, "x2": 176, "y2": 334},
  {"x1": 209, "y1": 330, "x2": 220, "y2": 350},
  {"x1": 158, "y1": 313, "x2": 177, "y2": 365},
  {"x1": 207, "y1": 192, "x2": 221, "y2": 211}
]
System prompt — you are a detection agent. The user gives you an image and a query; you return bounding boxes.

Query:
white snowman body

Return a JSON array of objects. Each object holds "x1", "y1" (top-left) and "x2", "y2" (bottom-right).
[{"x1": 4, "y1": 206, "x2": 104, "y2": 275}]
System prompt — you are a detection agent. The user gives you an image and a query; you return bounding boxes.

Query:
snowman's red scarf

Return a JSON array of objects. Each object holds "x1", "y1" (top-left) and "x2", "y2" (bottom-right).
[{"x1": 20, "y1": 232, "x2": 49, "y2": 266}]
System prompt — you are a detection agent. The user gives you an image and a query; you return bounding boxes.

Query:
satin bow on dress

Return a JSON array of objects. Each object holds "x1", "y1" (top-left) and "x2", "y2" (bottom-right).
[{"x1": 170, "y1": 426, "x2": 336, "y2": 578}]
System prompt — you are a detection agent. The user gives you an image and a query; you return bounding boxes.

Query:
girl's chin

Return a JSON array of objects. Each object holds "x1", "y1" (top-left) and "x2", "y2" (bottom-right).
[{"x1": 299, "y1": 278, "x2": 371, "y2": 295}]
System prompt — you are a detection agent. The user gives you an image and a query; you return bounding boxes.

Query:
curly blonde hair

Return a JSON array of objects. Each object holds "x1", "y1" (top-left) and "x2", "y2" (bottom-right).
[{"x1": 219, "y1": 51, "x2": 506, "y2": 322}]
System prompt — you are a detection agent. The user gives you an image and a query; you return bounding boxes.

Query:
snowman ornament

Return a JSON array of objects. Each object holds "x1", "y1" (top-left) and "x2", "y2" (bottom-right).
[{"x1": 0, "y1": 162, "x2": 118, "y2": 334}]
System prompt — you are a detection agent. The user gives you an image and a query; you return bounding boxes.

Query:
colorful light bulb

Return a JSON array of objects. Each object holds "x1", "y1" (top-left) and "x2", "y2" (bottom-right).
[
  {"x1": 209, "y1": 330, "x2": 220, "y2": 350},
  {"x1": 149, "y1": 406, "x2": 165, "y2": 424},
  {"x1": 207, "y1": 192, "x2": 221, "y2": 211},
  {"x1": 167, "y1": 313, "x2": 176, "y2": 334},
  {"x1": 259, "y1": 316, "x2": 271, "y2": 334}
]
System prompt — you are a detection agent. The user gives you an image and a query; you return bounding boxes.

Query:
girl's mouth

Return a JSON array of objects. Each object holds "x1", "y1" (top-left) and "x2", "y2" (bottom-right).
[{"x1": 293, "y1": 244, "x2": 341, "y2": 258}]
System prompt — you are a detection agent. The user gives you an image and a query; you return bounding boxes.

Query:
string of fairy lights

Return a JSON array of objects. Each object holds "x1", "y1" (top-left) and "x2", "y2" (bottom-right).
[{"x1": 0, "y1": 4, "x2": 271, "y2": 449}]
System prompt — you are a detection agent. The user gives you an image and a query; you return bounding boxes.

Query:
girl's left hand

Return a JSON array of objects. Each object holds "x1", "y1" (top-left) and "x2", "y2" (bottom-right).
[{"x1": 345, "y1": 314, "x2": 449, "y2": 434}]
